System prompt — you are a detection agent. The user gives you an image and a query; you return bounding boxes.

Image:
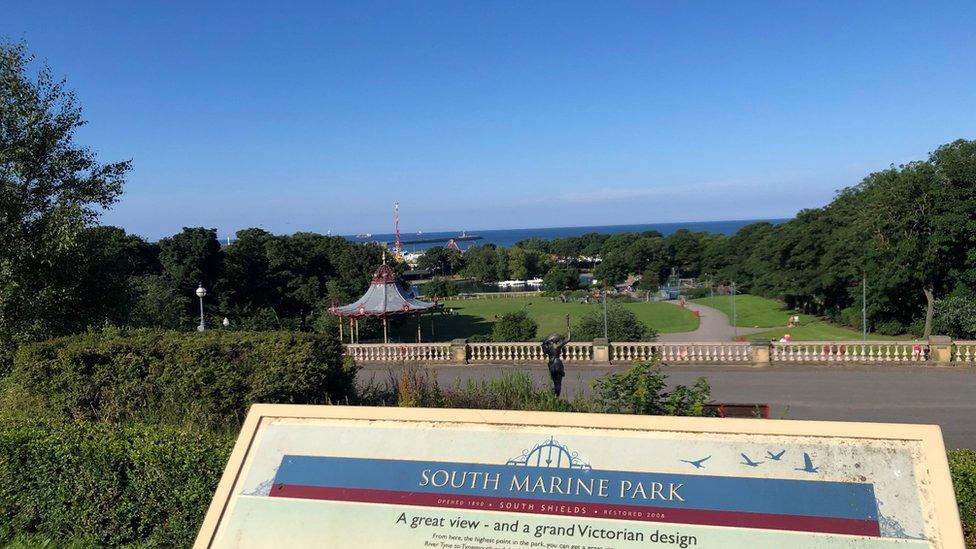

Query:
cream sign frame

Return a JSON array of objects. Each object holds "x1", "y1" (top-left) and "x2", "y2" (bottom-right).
[{"x1": 196, "y1": 405, "x2": 963, "y2": 548}]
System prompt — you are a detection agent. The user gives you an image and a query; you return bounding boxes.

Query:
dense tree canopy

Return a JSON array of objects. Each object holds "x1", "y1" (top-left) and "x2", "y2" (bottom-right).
[{"x1": 0, "y1": 42, "x2": 129, "y2": 357}]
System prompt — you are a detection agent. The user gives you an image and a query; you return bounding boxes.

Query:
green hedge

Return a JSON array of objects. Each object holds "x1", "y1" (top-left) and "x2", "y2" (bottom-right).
[
  {"x1": 949, "y1": 449, "x2": 976, "y2": 540},
  {"x1": 0, "y1": 416, "x2": 233, "y2": 547},
  {"x1": 0, "y1": 417, "x2": 974, "y2": 547},
  {"x1": 5, "y1": 329, "x2": 355, "y2": 429}
]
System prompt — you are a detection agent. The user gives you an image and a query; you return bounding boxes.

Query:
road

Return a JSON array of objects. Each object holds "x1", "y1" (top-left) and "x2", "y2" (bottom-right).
[{"x1": 359, "y1": 363, "x2": 976, "y2": 449}]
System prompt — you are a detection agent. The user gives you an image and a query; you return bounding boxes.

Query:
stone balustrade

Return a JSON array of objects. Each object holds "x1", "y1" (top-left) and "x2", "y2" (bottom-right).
[
  {"x1": 611, "y1": 342, "x2": 752, "y2": 364},
  {"x1": 468, "y1": 342, "x2": 593, "y2": 363},
  {"x1": 345, "y1": 343, "x2": 452, "y2": 363},
  {"x1": 770, "y1": 341, "x2": 930, "y2": 363},
  {"x1": 344, "y1": 338, "x2": 975, "y2": 366},
  {"x1": 954, "y1": 341, "x2": 976, "y2": 364}
]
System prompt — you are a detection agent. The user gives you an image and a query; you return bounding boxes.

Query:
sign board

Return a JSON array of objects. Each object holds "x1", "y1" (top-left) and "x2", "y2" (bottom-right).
[{"x1": 196, "y1": 405, "x2": 963, "y2": 548}]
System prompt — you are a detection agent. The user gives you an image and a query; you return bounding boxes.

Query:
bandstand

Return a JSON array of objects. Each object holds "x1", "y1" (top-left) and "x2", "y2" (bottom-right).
[{"x1": 329, "y1": 263, "x2": 441, "y2": 344}]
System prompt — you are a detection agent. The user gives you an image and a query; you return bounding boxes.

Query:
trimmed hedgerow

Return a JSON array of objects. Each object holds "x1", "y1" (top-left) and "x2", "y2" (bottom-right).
[
  {"x1": 0, "y1": 416, "x2": 233, "y2": 547},
  {"x1": 5, "y1": 329, "x2": 355, "y2": 429},
  {"x1": 949, "y1": 449, "x2": 976, "y2": 542}
]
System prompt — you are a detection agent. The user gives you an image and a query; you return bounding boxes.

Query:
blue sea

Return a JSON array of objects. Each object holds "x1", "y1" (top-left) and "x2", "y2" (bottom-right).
[{"x1": 346, "y1": 218, "x2": 787, "y2": 252}]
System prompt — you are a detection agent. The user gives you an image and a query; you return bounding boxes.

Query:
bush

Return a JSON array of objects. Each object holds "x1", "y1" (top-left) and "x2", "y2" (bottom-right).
[
  {"x1": 875, "y1": 320, "x2": 906, "y2": 336},
  {"x1": 934, "y1": 296, "x2": 976, "y2": 339},
  {"x1": 4, "y1": 329, "x2": 356, "y2": 430},
  {"x1": 542, "y1": 267, "x2": 579, "y2": 292},
  {"x1": 422, "y1": 277, "x2": 459, "y2": 298},
  {"x1": 949, "y1": 449, "x2": 976, "y2": 541},
  {"x1": 838, "y1": 307, "x2": 863, "y2": 331},
  {"x1": 0, "y1": 416, "x2": 233, "y2": 547},
  {"x1": 573, "y1": 304, "x2": 656, "y2": 342},
  {"x1": 591, "y1": 359, "x2": 712, "y2": 416},
  {"x1": 442, "y1": 372, "x2": 579, "y2": 413},
  {"x1": 491, "y1": 311, "x2": 539, "y2": 342},
  {"x1": 682, "y1": 287, "x2": 710, "y2": 299}
]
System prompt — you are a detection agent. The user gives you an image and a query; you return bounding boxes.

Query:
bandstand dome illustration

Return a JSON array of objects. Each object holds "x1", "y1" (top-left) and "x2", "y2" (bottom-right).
[{"x1": 329, "y1": 262, "x2": 441, "y2": 344}]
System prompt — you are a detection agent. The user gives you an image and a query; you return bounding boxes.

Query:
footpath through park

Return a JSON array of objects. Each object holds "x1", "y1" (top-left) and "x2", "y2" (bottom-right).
[{"x1": 657, "y1": 299, "x2": 766, "y2": 342}]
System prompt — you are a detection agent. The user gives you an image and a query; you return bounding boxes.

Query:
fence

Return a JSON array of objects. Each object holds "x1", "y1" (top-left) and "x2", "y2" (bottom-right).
[
  {"x1": 770, "y1": 341, "x2": 930, "y2": 363},
  {"x1": 954, "y1": 341, "x2": 976, "y2": 364},
  {"x1": 610, "y1": 342, "x2": 753, "y2": 364},
  {"x1": 468, "y1": 342, "x2": 592, "y2": 363},
  {"x1": 345, "y1": 343, "x2": 452, "y2": 364},
  {"x1": 345, "y1": 337, "x2": 973, "y2": 366}
]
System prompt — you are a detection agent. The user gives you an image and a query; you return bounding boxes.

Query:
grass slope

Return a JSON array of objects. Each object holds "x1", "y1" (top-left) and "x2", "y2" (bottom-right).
[
  {"x1": 693, "y1": 294, "x2": 813, "y2": 328},
  {"x1": 693, "y1": 294, "x2": 909, "y2": 341},
  {"x1": 395, "y1": 297, "x2": 699, "y2": 342}
]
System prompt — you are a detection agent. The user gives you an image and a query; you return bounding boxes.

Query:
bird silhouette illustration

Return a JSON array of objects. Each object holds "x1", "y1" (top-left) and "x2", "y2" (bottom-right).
[
  {"x1": 740, "y1": 453, "x2": 764, "y2": 467},
  {"x1": 766, "y1": 450, "x2": 786, "y2": 461},
  {"x1": 680, "y1": 456, "x2": 711, "y2": 469},
  {"x1": 795, "y1": 453, "x2": 819, "y2": 473}
]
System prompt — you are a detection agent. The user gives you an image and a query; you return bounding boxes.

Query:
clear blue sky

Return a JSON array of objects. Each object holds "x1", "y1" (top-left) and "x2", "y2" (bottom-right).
[{"x1": 5, "y1": 1, "x2": 975, "y2": 240}]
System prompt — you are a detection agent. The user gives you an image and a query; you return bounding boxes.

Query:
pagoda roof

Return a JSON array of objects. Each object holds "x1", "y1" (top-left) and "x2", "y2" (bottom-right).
[{"x1": 330, "y1": 264, "x2": 441, "y2": 318}]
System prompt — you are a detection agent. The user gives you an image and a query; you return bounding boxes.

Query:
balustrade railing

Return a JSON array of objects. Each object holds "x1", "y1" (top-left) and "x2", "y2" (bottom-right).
[
  {"x1": 953, "y1": 341, "x2": 976, "y2": 364},
  {"x1": 345, "y1": 343, "x2": 452, "y2": 363},
  {"x1": 468, "y1": 342, "x2": 592, "y2": 363},
  {"x1": 611, "y1": 342, "x2": 752, "y2": 363},
  {"x1": 344, "y1": 339, "x2": 972, "y2": 366},
  {"x1": 770, "y1": 341, "x2": 929, "y2": 363}
]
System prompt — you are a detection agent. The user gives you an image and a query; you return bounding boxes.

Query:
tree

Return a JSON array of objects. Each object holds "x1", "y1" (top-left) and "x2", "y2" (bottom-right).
[
  {"x1": 933, "y1": 296, "x2": 976, "y2": 339},
  {"x1": 592, "y1": 251, "x2": 630, "y2": 286},
  {"x1": 844, "y1": 140, "x2": 976, "y2": 337},
  {"x1": 543, "y1": 267, "x2": 579, "y2": 292},
  {"x1": 158, "y1": 228, "x2": 223, "y2": 325},
  {"x1": 573, "y1": 304, "x2": 655, "y2": 342},
  {"x1": 637, "y1": 269, "x2": 659, "y2": 292},
  {"x1": 422, "y1": 276, "x2": 458, "y2": 298},
  {"x1": 417, "y1": 246, "x2": 463, "y2": 276},
  {"x1": 460, "y1": 245, "x2": 503, "y2": 283},
  {"x1": 0, "y1": 41, "x2": 130, "y2": 356},
  {"x1": 491, "y1": 310, "x2": 538, "y2": 342}
]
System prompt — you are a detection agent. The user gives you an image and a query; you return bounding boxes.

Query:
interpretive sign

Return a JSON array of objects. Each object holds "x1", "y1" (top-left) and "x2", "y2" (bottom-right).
[{"x1": 195, "y1": 405, "x2": 963, "y2": 548}]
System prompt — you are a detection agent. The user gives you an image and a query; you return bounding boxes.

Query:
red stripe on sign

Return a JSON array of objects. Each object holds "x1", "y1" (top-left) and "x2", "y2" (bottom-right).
[{"x1": 268, "y1": 484, "x2": 881, "y2": 537}]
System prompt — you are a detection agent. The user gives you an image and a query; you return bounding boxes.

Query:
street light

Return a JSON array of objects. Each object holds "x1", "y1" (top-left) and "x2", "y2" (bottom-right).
[
  {"x1": 602, "y1": 289, "x2": 608, "y2": 339},
  {"x1": 195, "y1": 284, "x2": 207, "y2": 331}
]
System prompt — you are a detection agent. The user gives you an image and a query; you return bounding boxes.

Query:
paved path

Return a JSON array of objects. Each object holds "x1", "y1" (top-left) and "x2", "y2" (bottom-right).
[
  {"x1": 658, "y1": 300, "x2": 765, "y2": 342},
  {"x1": 359, "y1": 363, "x2": 976, "y2": 448}
]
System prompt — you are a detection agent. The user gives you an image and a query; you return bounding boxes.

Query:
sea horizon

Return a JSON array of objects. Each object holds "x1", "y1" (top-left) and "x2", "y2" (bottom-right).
[{"x1": 346, "y1": 218, "x2": 789, "y2": 251}]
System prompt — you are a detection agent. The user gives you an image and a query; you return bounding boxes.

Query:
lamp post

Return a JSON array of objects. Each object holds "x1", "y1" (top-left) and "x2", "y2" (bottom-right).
[
  {"x1": 195, "y1": 284, "x2": 207, "y2": 331},
  {"x1": 730, "y1": 281, "x2": 737, "y2": 339},
  {"x1": 862, "y1": 272, "x2": 867, "y2": 341},
  {"x1": 602, "y1": 289, "x2": 608, "y2": 339}
]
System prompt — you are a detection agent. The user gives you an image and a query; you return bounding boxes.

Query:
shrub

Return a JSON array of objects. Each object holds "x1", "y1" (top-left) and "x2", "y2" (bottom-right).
[
  {"x1": 838, "y1": 307, "x2": 863, "y2": 331},
  {"x1": 934, "y1": 296, "x2": 976, "y2": 339},
  {"x1": 0, "y1": 415, "x2": 233, "y2": 547},
  {"x1": 949, "y1": 449, "x2": 976, "y2": 539},
  {"x1": 572, "y1": 304, "x2": 656, "y2": 342},
  {"x1": 422, "y1": 277, "x2": 459, "y2": 298},
  {"x1": 875, "y1": 320, "x2": 906, "y2": 336},
  {"x1": 542, "y1": 267, "x2": 579, "y2": 292},
  {"x1": 591, "y1": 359, "x2": 712, "y2": 416},
  {"x1": 491, "y1": 311, "x2": 539, "y2": 342},
  {"x1": 682, "y1": 287, "x2": 710, "y2": 299},
  {"x1": 442, "y1": 372, "x2": 580, "y2": 412},
  {"x1": 5, "y1": 329, "x2": 356, "y2": 430}
]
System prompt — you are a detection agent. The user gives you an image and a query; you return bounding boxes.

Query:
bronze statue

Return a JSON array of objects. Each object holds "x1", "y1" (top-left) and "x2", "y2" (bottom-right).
[{"x1": 541, "y1": 333, "x2": 569, "y2": 396}]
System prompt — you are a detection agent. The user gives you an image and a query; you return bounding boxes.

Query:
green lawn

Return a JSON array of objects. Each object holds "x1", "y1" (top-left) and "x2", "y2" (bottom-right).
[
  {"x1": 746, "y1": 322, "x2": 910, "y2": 342},
  {"x1": 693, "y1": 294, "x2": 910, "y2": 341},
  {"x1": 395, "y1": 297, "x2": 699, "y2": 342},
  {"x1": 693, "y1": 294, "x2": 814, "y2": 328}
]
